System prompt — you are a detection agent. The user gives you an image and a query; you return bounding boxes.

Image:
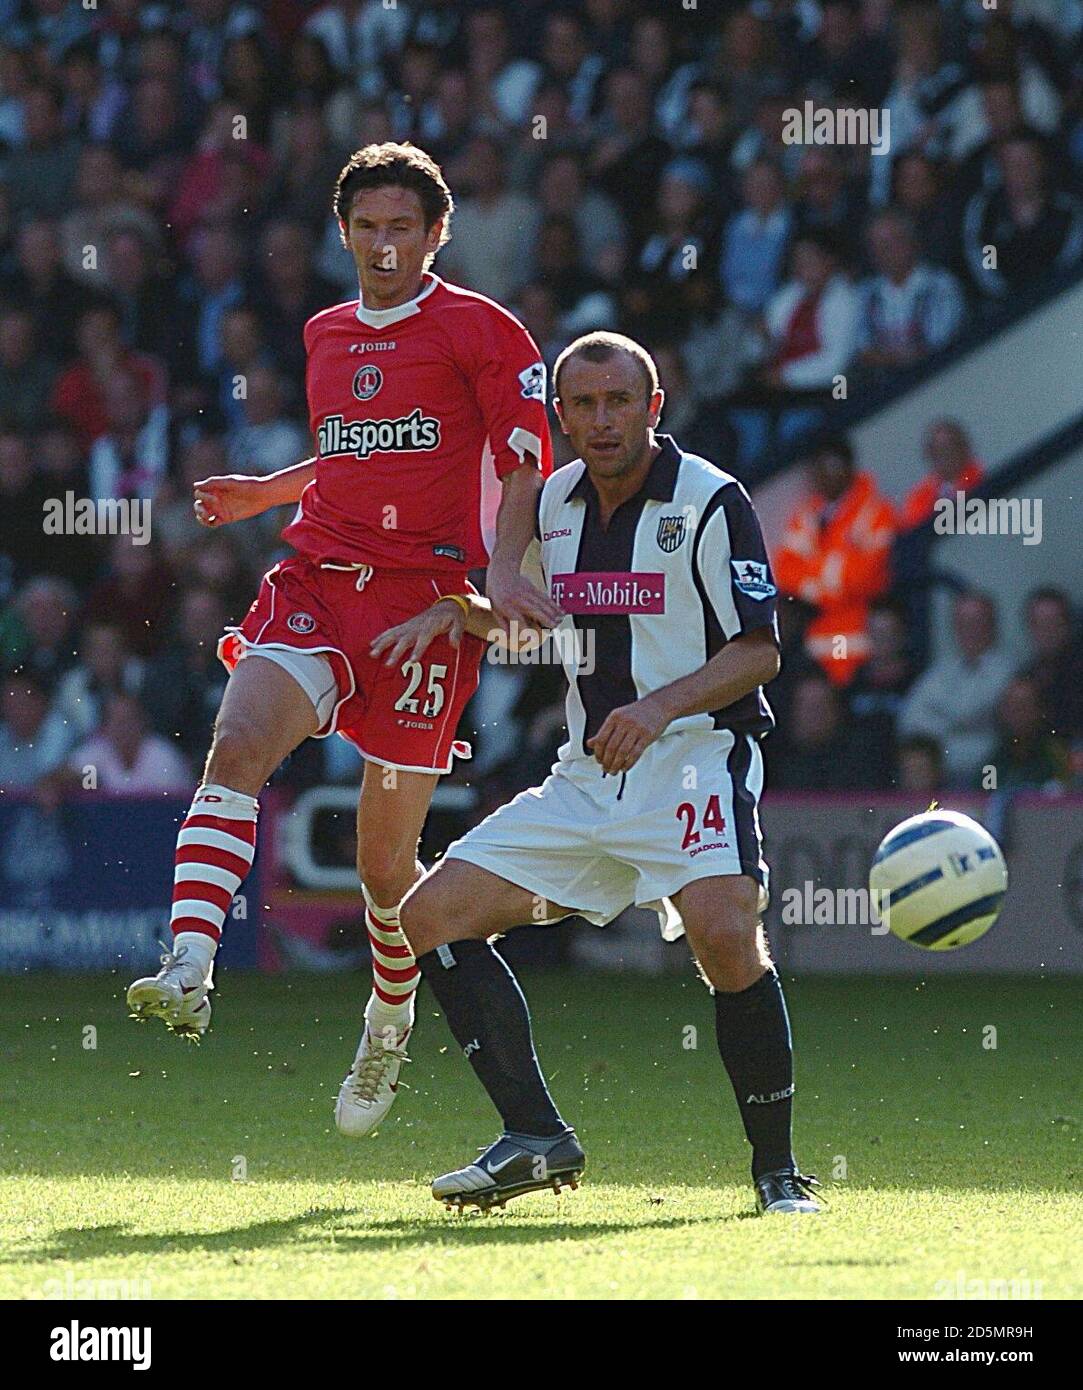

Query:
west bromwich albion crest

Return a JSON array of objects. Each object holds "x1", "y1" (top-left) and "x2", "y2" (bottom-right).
[{"x1": 656, "y1": 513, "x2": 686, "y2": 553}]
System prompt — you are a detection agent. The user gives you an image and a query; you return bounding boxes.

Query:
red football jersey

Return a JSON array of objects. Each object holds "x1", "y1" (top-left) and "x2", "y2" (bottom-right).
[{"x1": 281, "y1": 272, "x2": 553, "y2": 571}]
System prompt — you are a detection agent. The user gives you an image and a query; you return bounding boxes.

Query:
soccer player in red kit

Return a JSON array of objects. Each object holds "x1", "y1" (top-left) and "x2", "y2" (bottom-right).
[{"x1": 127, "y1": 144, "x2": 559, "y2": 1137}]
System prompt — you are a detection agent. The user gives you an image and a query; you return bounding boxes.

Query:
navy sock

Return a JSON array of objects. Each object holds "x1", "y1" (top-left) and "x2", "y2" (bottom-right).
[
  {"x1": 416, "y1": 939, "x2": 566, "y2": 1138},
  {"x1": 713, "y1": 968, "x2": 796, "y2": 1179}
]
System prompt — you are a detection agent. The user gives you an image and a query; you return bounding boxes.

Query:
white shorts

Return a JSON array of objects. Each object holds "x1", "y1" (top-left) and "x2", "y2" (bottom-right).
[
  {"x1": 237, "y1": 646, "x2": 340, "y2": 728},
  {"x1": 444, "y1": 728, "x2": 769, "y2": 940}
]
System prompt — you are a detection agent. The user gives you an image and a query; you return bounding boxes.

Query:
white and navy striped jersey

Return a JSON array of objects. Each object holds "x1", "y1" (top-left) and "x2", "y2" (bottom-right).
[{"x1": 536, "y1": 434, "x2": 779, "y2": 764}]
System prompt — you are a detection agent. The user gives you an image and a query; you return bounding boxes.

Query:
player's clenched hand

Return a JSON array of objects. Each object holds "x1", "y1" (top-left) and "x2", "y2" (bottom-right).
[
  {"x1": 486, "y1": 564, "x2": 564, "y2": 630},
  {"x1": 586, "y1": 694, "x2": 672, "y2": 775},
  {"x1": 370, "y1": 599, "x2": 466, "y2": 668},
  {"x1": 193, "y1": 475, "x2": 270, "y2": 527}
]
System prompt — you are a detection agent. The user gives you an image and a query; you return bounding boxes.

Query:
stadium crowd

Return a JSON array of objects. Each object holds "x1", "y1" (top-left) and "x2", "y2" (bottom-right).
[{"x1": 1, "y1": 0, "x2": 1082, "y2": 809}]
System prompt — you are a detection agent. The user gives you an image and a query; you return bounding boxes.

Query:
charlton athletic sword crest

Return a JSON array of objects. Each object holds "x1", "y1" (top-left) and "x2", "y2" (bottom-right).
[{"x1": 656, "y1": 514, "x2": 686, "y2": 553}]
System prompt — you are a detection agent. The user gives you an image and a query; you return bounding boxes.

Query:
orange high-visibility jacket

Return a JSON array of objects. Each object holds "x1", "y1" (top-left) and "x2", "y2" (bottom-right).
[{"x1": 774, "y1": 471, "x2": 897, "y2": 685}]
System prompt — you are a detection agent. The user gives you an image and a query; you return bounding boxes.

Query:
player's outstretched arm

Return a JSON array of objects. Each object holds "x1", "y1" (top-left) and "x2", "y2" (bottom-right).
[
  {"x1": 487, "y1": 463, "x2": 565, "y2": 630},
  {"x1": 370, "y1": 594, "x2": 547, "y2": 668},
  {"x1": 193, "y1": 457, "x2": 317, "y2": 527}
]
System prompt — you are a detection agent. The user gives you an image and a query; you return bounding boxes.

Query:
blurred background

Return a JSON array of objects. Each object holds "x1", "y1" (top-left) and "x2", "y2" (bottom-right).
[{"x1": 0, "y1": 0, "x2": 1081, "y2": 979}]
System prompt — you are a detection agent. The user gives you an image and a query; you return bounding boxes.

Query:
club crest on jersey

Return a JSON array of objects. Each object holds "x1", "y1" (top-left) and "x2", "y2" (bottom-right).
[
  {"x1": 287, "y1": 612, "x2": 316, "y2": 634},
  {"x1": 318, "y1": 410, "x2": 441, "y2": 460},
  {"x1": 731, "y1": 559, "x2": 776, "y2": 600},
  {"x1": 352, "y1": 364, "x2": 383, "y2": 400},
  {"x1": 656, "y1": 514, "x2": 686, "y2": 553},
  {"x1": 518, "y1": 361, "x2": 546, "y2": 401}
]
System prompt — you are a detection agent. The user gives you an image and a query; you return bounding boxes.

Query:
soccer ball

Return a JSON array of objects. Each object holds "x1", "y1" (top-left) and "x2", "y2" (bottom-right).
[{"x1": 869, "y1": 808, "x2": 1008, "y2": 950}]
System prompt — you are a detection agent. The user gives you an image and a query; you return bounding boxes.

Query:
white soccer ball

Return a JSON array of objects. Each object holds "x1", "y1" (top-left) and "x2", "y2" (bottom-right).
[{"x1": 869, "y1": 808, "x2": 1008, "y2": 950}]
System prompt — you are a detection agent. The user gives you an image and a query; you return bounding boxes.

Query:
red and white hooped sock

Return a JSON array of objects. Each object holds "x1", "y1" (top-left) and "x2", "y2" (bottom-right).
[
  {"x1": 363, "y1": 885, "x2": 419, "y2": 1041},
  {"x1": 170, "y1": 783, "x2": 259, "y2": 973}
]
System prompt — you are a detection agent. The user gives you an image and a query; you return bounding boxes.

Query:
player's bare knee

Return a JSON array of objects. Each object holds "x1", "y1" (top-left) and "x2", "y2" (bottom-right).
[
  {"x1": 357, "y1": 839, "x2": 414, "y2": 907},
  {"x1": 399, "y1": 880, "x2": 450, "y2": 957},
  {"x1": 205, "y1": 718, "x2": 271, "y2": 793},
  {"x1": 692, "y1": 909, "x2": 767, "y2": 992}
]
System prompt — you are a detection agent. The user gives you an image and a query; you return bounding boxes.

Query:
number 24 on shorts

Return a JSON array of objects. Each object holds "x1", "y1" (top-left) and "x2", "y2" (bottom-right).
[{"x1": 676, "y1": 794, "x2": 727, "y2": 850}]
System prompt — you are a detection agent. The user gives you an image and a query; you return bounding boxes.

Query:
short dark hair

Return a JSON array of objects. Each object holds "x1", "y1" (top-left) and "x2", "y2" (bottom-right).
[
  {"x1": 334, "y1": 142, "x2": 453, "y2": 248},
  {"x1": 811, "y1": 432, "x2": 854, "y2": 467},
  {"x1": 553, "y1": 332, "x2": 659, "y2": 402}
]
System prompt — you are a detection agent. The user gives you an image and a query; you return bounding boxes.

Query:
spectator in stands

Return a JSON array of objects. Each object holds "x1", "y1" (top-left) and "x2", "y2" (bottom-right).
[
  {"x1": 30, "y1": 417, "x2": 102, "y2": 591},
  {"x1": 539, "y1": 7, "x2": 606, "y2": 129},
  {"x1": 68, "y1": 690, "x2": 190, "y2": 794},
  {"x1": 0, "y1": 669, "x2": 72, "y2": 789},
  {"x1": 720, "y1": 157, "x2": 792, "y2": 318},
  {"x1": 857, "y1": 209, "x2": 966, "y2": 374},
  {"x1": 0, "y1": 306, "x2": 56, "y2": 432},
  {"x1": 60, "y1": 142, "x2": 160, "y2": 288},
  {"x1": 897, "y1": 590, "x2": 1015, "y2": 787},
  {"x1": 589, "y1": 67, "x2": 672, "y2": 240},
  {"x1": 846, "y1": 598, "x2": 917, "y2": 785},
  {"x1": 963, "y1": 134, "x2": 1083, "y2": 298},
  {"x1": 774, "y1": 434, "x2": 896, "y2": 685},
  {"x1": 531, "y1": 151, "x2": 627, "y2": 284},
  {"x1": 216, "y1": 303, "x2": 275, "y2": 428},
  {"x1": 0, "y1": 427, "x2": 48, "y2": 598},
  {"x1": 253, "y1": 218, "x2": 345, "y2": 381},
  {"x1": 141, "y1": 586, "x2": 229, "y2": 766},
  {"x1": 88, "y1": 370, "x2": 170, "y2": 504},
  {"x1": 51, "y1": 300, "x2": 166, "y2": 452},
  {"x1": 771, "y1": 671, "x2": 883, "y2": 790},
  {"x1": 53, "y1": 620, "x2": 142, "y2": 743},
  {"x1": 533, "y1": 213, "x2": 616, "y2": 335},
  {"x1": 3, "y1": 576, "x2": 80, "y2": 686},
  {"x1": 3, "y1": 216, "x2": 90, "y2": 363},
  {"x1": 892, "y1": 151, "x2": 959, "y2": 271},
  {"x1": 899, "y1": 418, "x2": 985, "y2": 530},
  {"x1": 176, "y1": 222, "x2": 247, "y2": 390},
  {"x1": 989, "y1": 674, "x2": 1067, "y2": 792},
  {"x1": 792, "y1": 147, "x2": 864, "y2": 267},
  {"x1": 896, "y1": 734, "x2": 944, "y2": 794},
  {"x1": 755, "y1": 230, "x2": 860, "y2": 413},
  {"x1": 84, "y1": 536, "x2": 174, "y2": 659},
  {"x1": 227, "y1": 364, "x2": 309, "y2": 479},
  {"x1": 435, "y1": 135, "x2": 533, "y2": 303},
  {"x1": 101, "y1": 226, "x2": 180, "y2": 366},
  {"x1": 4, "y1": 83, "x2": 82, "y2": 219},
  {"x1": 464, "y1": 5, "x2": 541, "y2": 131},
  {"x1": 1019, "y1": 587, "x2": 1083, "y2": 741}
]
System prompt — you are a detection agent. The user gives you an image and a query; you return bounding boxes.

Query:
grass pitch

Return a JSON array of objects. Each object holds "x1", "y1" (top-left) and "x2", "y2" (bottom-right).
[{"x1": 1, "y1": 968, "x2": 1078, "y2": 1300}]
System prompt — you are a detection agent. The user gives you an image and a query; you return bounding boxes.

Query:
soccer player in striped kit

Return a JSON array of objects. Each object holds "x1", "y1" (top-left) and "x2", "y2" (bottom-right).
[
  {"x1": 383, "y1": 333, "x2": 822, "y2": 1215},
  {"x1": 126, "y1": 144, "x2": 557, "y2": 1138}
]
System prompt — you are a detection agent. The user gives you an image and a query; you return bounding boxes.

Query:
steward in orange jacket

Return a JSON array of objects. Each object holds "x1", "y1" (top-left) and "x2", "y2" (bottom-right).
[{"x1": 774, "y1": 437, "x2": 896, "y2": 685}]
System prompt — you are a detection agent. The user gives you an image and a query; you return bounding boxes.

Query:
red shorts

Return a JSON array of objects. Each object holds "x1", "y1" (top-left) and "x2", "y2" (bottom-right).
[{"x1": 218, "y1": 555, "x2": 485, "y2": 774}]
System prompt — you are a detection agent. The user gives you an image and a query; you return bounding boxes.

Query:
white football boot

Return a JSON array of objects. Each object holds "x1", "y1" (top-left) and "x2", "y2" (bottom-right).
[
  {"x1": 126, "y1": 943, "x2": 213, "y2": 1040},
  {"x1": 335, "y1": 1025, "x2": 411, "y2": 1137}
]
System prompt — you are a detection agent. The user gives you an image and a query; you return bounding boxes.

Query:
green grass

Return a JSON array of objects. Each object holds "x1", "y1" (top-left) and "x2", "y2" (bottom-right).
[{"x1": 1, "y1": 968, "x2": 1079, "y2": 1300}]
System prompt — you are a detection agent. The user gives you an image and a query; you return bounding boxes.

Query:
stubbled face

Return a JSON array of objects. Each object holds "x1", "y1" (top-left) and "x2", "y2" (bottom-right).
[
  {"x1": 555, "y1": 351, "x2": 662, "y2": 482},
  {"x1": 341, "y1": 185, "x2": 442, "y2": 309}
]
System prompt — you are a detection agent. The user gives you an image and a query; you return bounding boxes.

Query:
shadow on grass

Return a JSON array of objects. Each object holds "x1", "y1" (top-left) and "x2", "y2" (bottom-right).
[{"x1": 4, "y1": 1208, "x2": 742, "y2": 1265}]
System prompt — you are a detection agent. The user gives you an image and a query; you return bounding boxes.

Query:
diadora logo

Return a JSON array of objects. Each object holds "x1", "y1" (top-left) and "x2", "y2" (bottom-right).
[
  {"x1": 287, "y1": 612, "x2": 316, "y2": 634},
  {"x1": 543, "y1": 527, "x2": 572, "y2": 541},
  {"x1": 352, "y1": 364, "x2": 383, "y2": 400},
  {"x1": 318, "y1": 410, "x2": 441, "y2": 460},
  {"x1": 656, "y1": 514, "x2": 686, "y2": 552}
]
